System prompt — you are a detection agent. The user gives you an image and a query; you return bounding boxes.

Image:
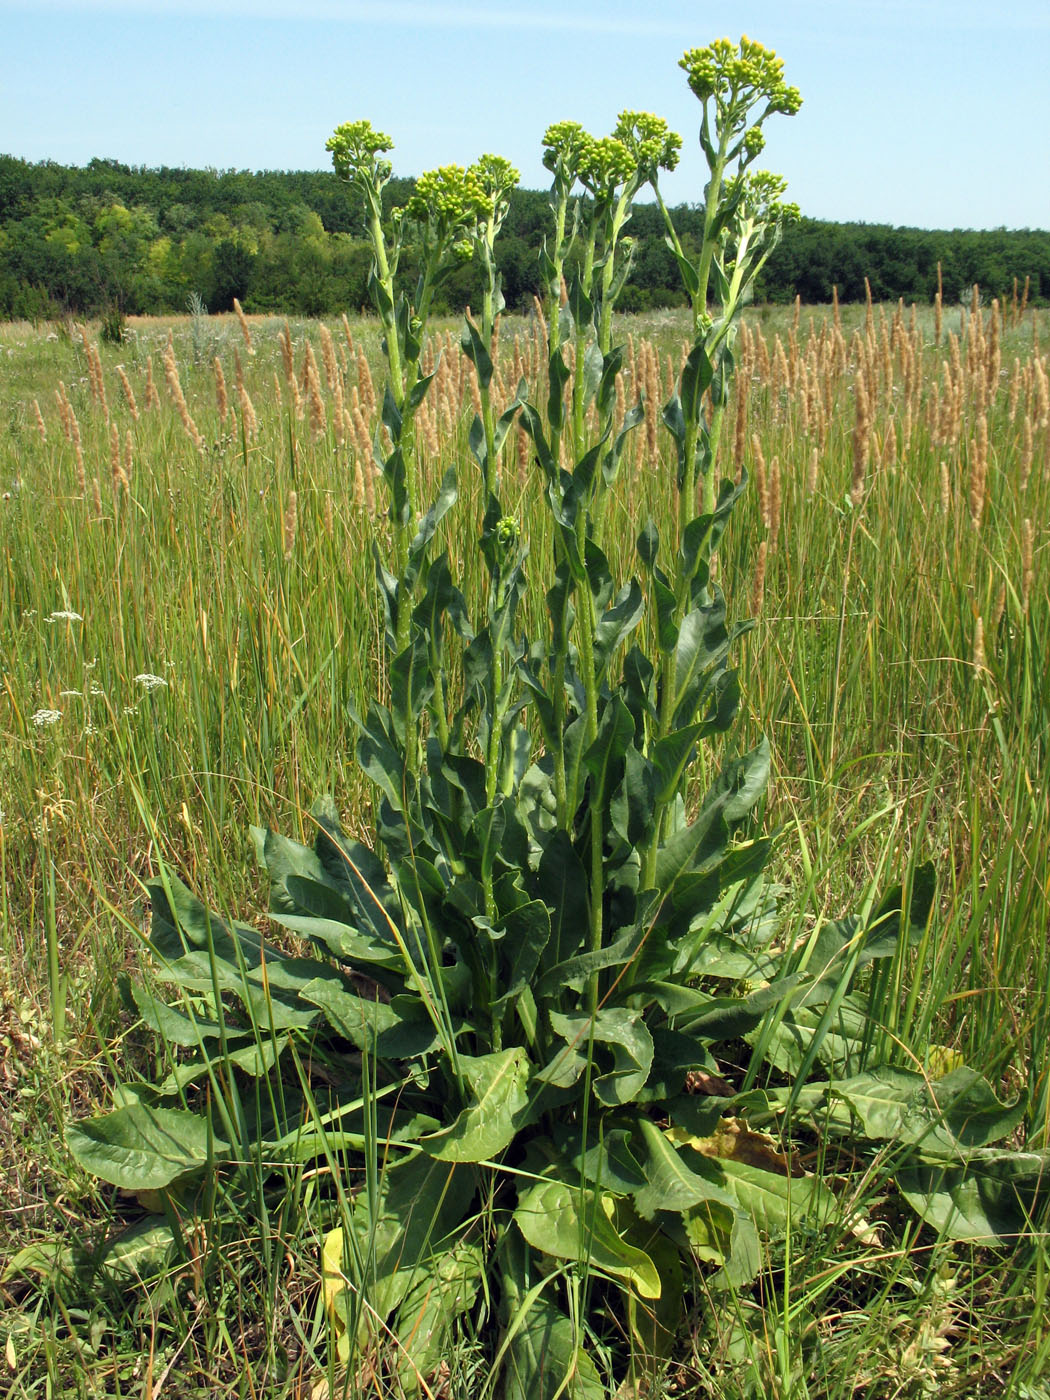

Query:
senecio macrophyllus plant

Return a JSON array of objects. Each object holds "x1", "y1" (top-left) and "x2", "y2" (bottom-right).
[{"x1": 68, "y1": 36, "x2": 1037, "y2": 1400}]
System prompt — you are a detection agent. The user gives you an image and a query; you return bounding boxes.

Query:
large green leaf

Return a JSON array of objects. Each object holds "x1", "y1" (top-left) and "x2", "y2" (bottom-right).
[
  {"x1": 326, "y1": 1153, "x2": 476, "y2": 1332},
  {"x1": 155, "y1": 1035, "x2": 284, "y2": 1096},
  {"x1": 494, "y1": 896, "x2": 552, "y2": 1006},
  {"x1": 421, "y1": 1048, "x2": 531, "y2": 1162},
  {"x1": 652, "y1": 743, "x2": 769, "y2": 902},
  {"x1": 147, "y1": 873, "x2": 327, "y2": 1030},
  {"x1": 683, "y1": 1198, "x2": 762, "y2": 1289},
  {"x1": 651, "y1": 723, "x2": 704, "y2": 805},
  {"x1": 148, "y1": 873, "x2": 267, "y2": 965},
  {"x1": 67, "y1": 1102, "x2": 230, "y2": 1190},
  {"x1": 501, "y1": 1270, "x2": 605, "y2": 1400},
  {"x1": 930, "y1": 1068, "x2": 1029, "y2": 1149},
  {"x1": 897, "y1": 1151, "x2": 1048, "y2": 1243},
  {"x1": 549, "y1": 1009, "x2": 654, "y2": 1106},
  {"x1": 535, "y1": 830, "x2": 590, "y2": 969},
  {"x1": 678, "y1": 976, "x2": 802, "y2": 1041},
  {"x1": 299, "y1": 976, "x2": 440, "y2": 1058},
  {"x1": 593, "y1": 582, "x2": 645, "y2": 676},
  {"x1": 581, "y1": 695, "x2": 634, "y2": 799},
  {"x1": 653, "y1": 805, "x2": 728, "y2": 898},
  {"x1": 392, "y1": 1238, "x2": 484, "y2": 1390},
  {"x1": 283, "y1": 866, "x2": 400, "y2": 940},
  {"x1": 268, "y1": 910, "x2": 404, "y2": 976},
  {"x1": 717, "y1": 1159, "x2": 840, "y2": 1235},
  {"x1": 95, "y1": 1217, "x2": 176, "y2": 1286},
  {"x1": 515, "y1": 1177, "x2": 661, "y2": 1298},
  {"x1": 756, "y1": 998, "x2": 870, "y2": 1077},
  {"x1": 633, "y1": 1119, "x2": 737, "y2": 1220},
  {"x1": 555, "y1": 1125, "x2": 647, "y2": 1194},
  {"x1": 672, "y1": 598, "x2": 729, "y2": 722},
  {"x1": 534, "y1": 928, "x2": 642, "y2": 998},
  {"x1": 148, "y1": 947, "x2": 323, "y2": 1033},
  {"x1": 127, "y1": 979, "x2": 235, "y2": 1047},
  {"x1": 822, "y1": 1067, "x2": 1027, "y2": 1153},
  {"x1": 250, "y1": 826, "x2": 332, "y2": 914}
]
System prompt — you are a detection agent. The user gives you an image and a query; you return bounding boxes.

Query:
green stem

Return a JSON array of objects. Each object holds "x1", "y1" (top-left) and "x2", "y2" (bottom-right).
[
  {"x1": 478, "y1": 227, "x2": 500, "y2": 497},
  {"x1": 570, "y1": 227, "x2": 597, "y2": 461},
  {"x1": 366, "y1": 197, "x2": 403, "y2": 405},
  {"x1": 547, "y1": 182, "x2": 570, "y2": 352}
]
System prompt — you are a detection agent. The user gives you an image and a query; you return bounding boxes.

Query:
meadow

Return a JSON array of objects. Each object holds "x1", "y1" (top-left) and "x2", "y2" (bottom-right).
[{"x1": 1, "y1": 289, "x2": 1049, "y2": 1397}]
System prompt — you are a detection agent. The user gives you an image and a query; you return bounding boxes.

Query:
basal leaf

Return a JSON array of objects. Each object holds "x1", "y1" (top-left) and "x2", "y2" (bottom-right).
[
  {"x1": 633, "y1": 1118, "x2": 737, "y2": 1220},
  {"x1": 896, "y1": 1156, "x2": 1043, "y2": 1244},
  {"x1": 421, "y1": 1048, "x2": 530, "y2": 1162},
  {"x1": 392, "y1": 1238, "x2": 484, "y2": 1388},
  {"x1": 299, "y1": 976, "x2": 440, "y2": 1058},
  {"x1": 127, "y1": 979, "x2": 233, "y2": 1047},
  {"x1": 68, "y1": 1103, "x2": 230, "y2": 1191},
  {"x1": 699, "y1": 1203, "x2": 762, "y2": 1289},
  {"x1": 502, "y1": 1287, "x2": 605, "y2": 1400},
  {"x1": 932, "y1": 1066, "x2": 1028, "y2": 1149},
  {"x1": 515, "y1": 1178, "x2": 661, "y2": 1299},
  {"x1": 715, "y1": 1159, "x2": 839, "y2": 1235},
  {"x1": 327, "y1": 1153, "x2": 476, "y2": 1330},
  {"x1": 269, "y1": 911, "x2": 404, "y2": 976},
  {"x1": 95, "y1": 1218, "x2": 175, "y2": 1286},
  {"x1": 549, "y1": 1008, "x2": 654, "y2": 1106}
]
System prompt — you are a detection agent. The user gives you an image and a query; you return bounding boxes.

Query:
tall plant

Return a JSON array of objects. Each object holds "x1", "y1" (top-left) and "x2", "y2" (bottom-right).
[{"x1": 66, "y1": 38, "x2": 1041, "y2": 1399}]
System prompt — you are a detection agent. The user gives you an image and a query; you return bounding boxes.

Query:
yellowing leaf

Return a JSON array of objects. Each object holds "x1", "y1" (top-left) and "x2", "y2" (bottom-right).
[
  {"x1": 321, "y1": 1227, "x2": 352, "y2": 1362},
  {"x1": 671, "y1": 1116, "x2": 796, "y2": 1175},
  {"x1": 927, "y1": 1044, "x2": 965, "y2": 1079}
]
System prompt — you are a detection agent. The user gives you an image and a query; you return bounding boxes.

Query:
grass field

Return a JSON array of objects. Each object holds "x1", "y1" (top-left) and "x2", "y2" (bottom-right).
[{"x1": 1, "y1": 295, "x2": 1048, "y2": 1397}]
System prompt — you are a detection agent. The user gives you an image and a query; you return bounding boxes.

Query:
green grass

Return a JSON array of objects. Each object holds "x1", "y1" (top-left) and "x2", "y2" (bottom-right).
[{"x1": 1, "y1": 301, "x2": 1048, "y2": 1397}]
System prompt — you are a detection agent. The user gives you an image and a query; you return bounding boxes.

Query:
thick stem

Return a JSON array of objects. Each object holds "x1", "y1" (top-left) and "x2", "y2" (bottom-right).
[
  {"x1": 478, "y1": 230, "x2": 500, "y2": 498},
  {"x1": 367, "y1": 199, "x2": 403, "y2": 404},
  {"x1": 571, "y1": 228, "x2": 597, "y2": 461}
]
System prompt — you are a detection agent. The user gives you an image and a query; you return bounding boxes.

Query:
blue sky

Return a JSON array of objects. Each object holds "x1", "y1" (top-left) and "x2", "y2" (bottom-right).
[{"x1": 2, "y1": 0, "x2": 1048, "y2": 230}]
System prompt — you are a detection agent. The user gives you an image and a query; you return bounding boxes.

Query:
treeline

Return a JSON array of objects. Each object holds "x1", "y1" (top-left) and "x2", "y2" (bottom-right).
[{"x1": 2, "y1": 153, "x2": 1048, "y2": 321}]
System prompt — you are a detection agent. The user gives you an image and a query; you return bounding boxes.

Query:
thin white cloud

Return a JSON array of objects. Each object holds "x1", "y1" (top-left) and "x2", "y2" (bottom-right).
[{"x1": 0, "y1": 0, "x2": 690, "y2": 34}]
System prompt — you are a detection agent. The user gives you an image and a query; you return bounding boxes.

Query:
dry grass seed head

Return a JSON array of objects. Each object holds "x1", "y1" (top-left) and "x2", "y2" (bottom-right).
[
  {"x1": 283, "y1": 489, "x2": 298, "y2": 557},
  {"x1": 213, "y1": 357, "x2": 228, "y2": 422},
  {"x1": 232, "y1": 297, "x2": 254, "y2": 354},
  {"x1": 116, "y1": 366, "x2": 139, "y2": 421}
]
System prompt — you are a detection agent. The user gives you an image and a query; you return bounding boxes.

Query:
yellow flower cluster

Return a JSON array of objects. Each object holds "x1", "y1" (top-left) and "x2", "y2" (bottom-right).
[
  {"x1": 407, "y1": 165, "x2": 489, "y2": 230},
  {"x1": 679, "y1": 35, "x2": 802, "y2": 117},
  {"x1": 739, "y1": 169, "x2": 800, "y2": 225},
  {"x1": 326, "y1": 119, "x2": 394, "y2": 185},
  {"x1": 471, "y1": 154, "x2": 521, "y2": 224},
  {"x1": 613, "y1": 111, "x2": 682, "y2": 176},
  {"x1": 541, "y1": 120, "x2": 592, "y2": 179},
  {"x1": 542, "y1": 113, "x2": 680, "y2": 197}
]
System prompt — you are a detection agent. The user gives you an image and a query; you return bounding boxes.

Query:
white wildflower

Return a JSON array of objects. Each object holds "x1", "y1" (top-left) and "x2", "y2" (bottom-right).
[
  {"x1": 59, "y1": 689, "x2": 82, "y2": 698},
  {"x1": 31, "y1": 708, "x2": 62, "y2": 728},
  {"x1": 46, "y1": 610, "x2": 83, "y2": 623},
  {"x1": 134, "y1": 673, "x2": 168, "y2": 691}
]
